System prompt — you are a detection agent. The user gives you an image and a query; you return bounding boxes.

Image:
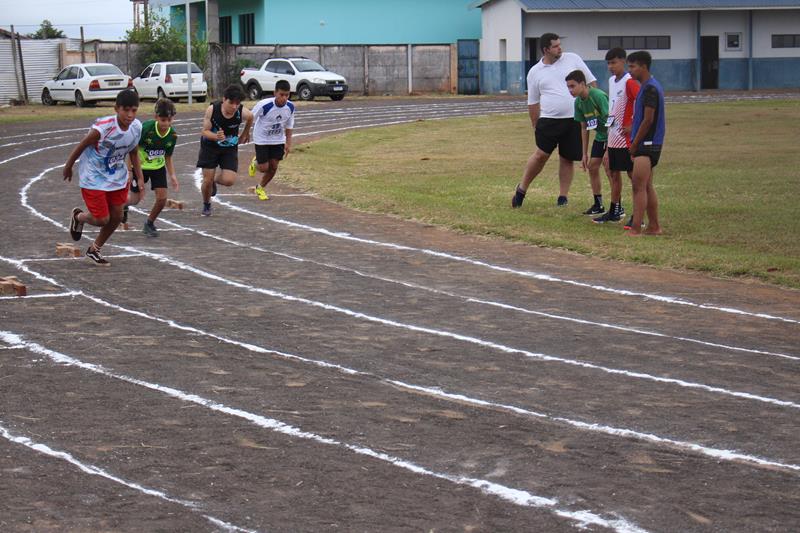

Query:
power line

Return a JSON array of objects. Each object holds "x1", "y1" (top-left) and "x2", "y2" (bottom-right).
[{"x1": 1, "y1": 22, "x2": 132, "y2": 28}]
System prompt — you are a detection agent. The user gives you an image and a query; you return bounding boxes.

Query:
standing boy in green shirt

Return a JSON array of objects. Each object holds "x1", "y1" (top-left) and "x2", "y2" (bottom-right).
[
  {"x1": 125, "y1": 98, "x2": 179, "y2": 237},
  {"x1": 566, "y1": 69, "x2": 610, "y2": 216}
]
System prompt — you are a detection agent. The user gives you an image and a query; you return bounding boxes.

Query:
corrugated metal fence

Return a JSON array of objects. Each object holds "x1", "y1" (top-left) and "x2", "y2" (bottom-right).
[{"x1": 0, "y1": 38, "x2": 82, "y2": 105}]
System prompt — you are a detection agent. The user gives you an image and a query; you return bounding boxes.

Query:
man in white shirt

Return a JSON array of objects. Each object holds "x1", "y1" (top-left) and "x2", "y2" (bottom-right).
[{"x1": 512, "y1": 33, "x2": 597, "y2": 209}]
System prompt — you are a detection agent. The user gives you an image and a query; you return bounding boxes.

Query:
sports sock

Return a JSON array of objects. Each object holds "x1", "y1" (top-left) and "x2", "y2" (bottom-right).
[{"x1": 594, "y1": 194, "x2": 603, "y2": 206}]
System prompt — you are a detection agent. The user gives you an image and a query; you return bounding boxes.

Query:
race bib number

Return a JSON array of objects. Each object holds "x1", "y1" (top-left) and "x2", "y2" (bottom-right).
[
  {"x1": 586, "y1": 118, "x2": 598, "y2": 130},
  {"x1": 605, "y1": 116, "x2": 615, "y2": 127},
  {"x1": 147, "y1": 149, "x2": 166, "y2": 160}
]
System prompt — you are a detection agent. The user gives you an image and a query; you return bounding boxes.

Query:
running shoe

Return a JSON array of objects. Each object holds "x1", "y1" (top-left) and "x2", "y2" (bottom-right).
[
  {"x1": 623, "y1": 216, "x2": 633, "y2": 230},
  {"x1": 255, "y1": 185, "x2": 269, "y2": 201},
  {"x1": 122, "y1": 205, "x2": 129, "y2": 224},
  {"x1": 618, "y1": 205, "x2": 626, "y2": 217},
  {"x1": 557, "y1": 195, "x2": 568, "y2": 207},
  {"x1": 85, "y1": 246, "x2": 110, "y2": 266},
  {"x1": 202, "y1": 203, "x2": 212, "y2": 216},
  {"x1": 248, "y1": 156, "x2": 257, "y2": 177},
  {"x1": 211, "y1": 181, "x2": 218, "y2": 197},
  {"x1": 583, "y1": 203, "x2": 605, "y2": 216},
  {"x1": 511, "y1": 186, "x2": 526, "y2": 208},
  {"x1": 142, "y1": 220, "x2": 158, "y2": 237},
  {"x1": 69, "y1": 207, "x2": 84, "y2": 241}
]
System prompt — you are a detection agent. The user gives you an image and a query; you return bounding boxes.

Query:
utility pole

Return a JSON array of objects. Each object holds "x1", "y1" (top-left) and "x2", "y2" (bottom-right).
[
  {"x1": 80, "y1": 26, "x2": 85, "y2": 63},
  {"x1": 186, "y1": 1, "x2": 193, "y2": 104}
]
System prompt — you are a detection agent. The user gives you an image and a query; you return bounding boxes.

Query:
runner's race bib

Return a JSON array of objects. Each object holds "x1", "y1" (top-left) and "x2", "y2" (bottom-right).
[
  {"x1": 586, "y1": 118, "x2": 598, "y2": 130},
  {"x1": 605, "y1": 116, "x2": 615, "y2": 127}
]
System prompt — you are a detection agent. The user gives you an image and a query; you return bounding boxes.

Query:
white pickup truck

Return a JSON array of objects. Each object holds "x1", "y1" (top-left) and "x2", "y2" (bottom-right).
[{"x1": 240, "y1": 57, "x2": 348, "y2": 101}]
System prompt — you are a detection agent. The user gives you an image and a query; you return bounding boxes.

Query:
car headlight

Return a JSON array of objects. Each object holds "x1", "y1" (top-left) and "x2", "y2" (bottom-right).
[{"x1": 312, "y1": 78, "x2": 326, "y2": 84}]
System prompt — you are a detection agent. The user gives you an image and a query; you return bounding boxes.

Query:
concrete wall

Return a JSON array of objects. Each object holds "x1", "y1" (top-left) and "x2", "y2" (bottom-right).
[
  {"x1": 753, "y1": 10, "x2": 800, "y2": 58},
  {"x1": 96, "y1": 42, "x2": 148, "y2": 77}
]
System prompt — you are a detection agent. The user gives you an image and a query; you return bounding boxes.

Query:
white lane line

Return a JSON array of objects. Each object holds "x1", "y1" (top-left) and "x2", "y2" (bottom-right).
[
  {"x1": 0, "y1": 291, "x2": 80, "y2": 301},
  {"x1": 0, "y1": 142, "x2": 74, "y2": 166},
  {"x1": 4, "y1": 256, "x2": 798, "y2": 474},
  {"x1": 18, "y1": 170, "x2": 800, "y2": 413},
  {"x1": 0, "y1": 331, "x2": 648, "y2": 533},
  {"x1": 147, "y1": 210, "x2": 798, "y2": 363},
  {"x1": 0, "y1": 419, "x2": 257, "y2": 532},
  {"x1": 19, "y1": 253, "x2": 145, "y2": 263}
]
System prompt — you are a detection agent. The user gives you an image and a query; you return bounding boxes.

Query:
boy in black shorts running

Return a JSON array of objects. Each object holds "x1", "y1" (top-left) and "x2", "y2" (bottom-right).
[
  {"x1": 125, "y1": 98, "x2": 179, "y2": 237},
  {"x1": 197, "y1": 84, "x2": 253, "y2": 216},
  {"x1": 247, "y1": 80, "x2": 295, "y2": 201}
]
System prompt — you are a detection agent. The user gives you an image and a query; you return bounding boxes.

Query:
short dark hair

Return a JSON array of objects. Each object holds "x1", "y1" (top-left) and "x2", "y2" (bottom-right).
[
  {"x1": 627, "y1": 50, "x2": 652, "y2": 69},
  {"x1": 540, "y1": 33, "x2": 560, "y2": 54},
  {"x1": 275, "y1": 79, "x2": 290, "y2": 93},
  {"x1": 223, "y1": 84, "x2": 244, "y2": 103},
  {"x1": 605, "y1": 47, "x2": 627, "y2": 61},
  {"x1": 115, "y1": 89, "x2": 139, "y2": 108},
  {"x1": 565, "y1": 69, "x2": 586, "y2": 84},
  {"x1": 154, "y1": 97, "x2": 176, "y2": 117}
]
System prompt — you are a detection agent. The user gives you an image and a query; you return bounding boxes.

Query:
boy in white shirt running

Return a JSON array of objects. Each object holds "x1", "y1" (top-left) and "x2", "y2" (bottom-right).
[{"x1": 247, "y1": 80, "x2": 295, "y2": 201}]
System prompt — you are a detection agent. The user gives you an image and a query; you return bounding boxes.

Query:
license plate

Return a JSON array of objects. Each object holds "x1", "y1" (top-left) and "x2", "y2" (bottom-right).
[
  {"x1": 182, "y1": 79, "x2": 187, "y2": 83},
  {"x1": 333, "y1": 86, "x2": 343, "y2": 91},
  {"x1": 108, "y1": 81, "x2": 120, "y2": 87}
]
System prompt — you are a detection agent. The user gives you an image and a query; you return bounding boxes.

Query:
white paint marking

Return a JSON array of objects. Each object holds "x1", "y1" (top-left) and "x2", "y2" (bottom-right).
[{"x1": 0, "y1": 291, "x2": 80, "y2": 301}]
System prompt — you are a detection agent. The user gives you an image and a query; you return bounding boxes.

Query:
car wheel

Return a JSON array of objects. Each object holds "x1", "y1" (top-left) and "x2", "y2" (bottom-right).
[
  {"x1": 247, "y1": 83, "x2": 262, "y2": 101},
  {"x1": 157, "y1": 88, "x2": 167, "y2": 100},
  {"x1": 330, "y1": 94, "x2": 345, "y2": 101},
  {"x1": 196, "y1": 96, "x2": 206, "y2": 103},
  {"x1": 75, "y1": 91, "x2": 86, "y2": 108},
  {"x1": 41, "y1": 89, "x2": 56, "y2": 106},
  {"x1": 297, "y1": 84, "x2": 314, "y2": 101}
]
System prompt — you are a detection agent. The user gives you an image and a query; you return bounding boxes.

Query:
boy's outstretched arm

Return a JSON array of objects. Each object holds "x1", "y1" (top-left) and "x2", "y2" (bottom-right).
[
  {"x1": 284, "y1": 128, "x2": 292, "y2": 158},
  {"x1": 63, "y1": 130, "x2": 101, "y2": 182},
  {"x1": 239, "y1": 107, "x2": 254, "y2": 145},
  {"x1": 128, "y1": 147, "x2": 146, "y2": 199},
  {"x1": 166, "y1": 155, "x2": 179, "y2": 191}
]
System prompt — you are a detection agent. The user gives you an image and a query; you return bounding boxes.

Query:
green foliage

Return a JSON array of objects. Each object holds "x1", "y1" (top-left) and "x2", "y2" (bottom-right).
[
  {"x1": 27, "y1": 20, "x2": 66, "y2": 39},
  {"x1": 125, "y1": 11, "x2": 207, "y2": 70}
]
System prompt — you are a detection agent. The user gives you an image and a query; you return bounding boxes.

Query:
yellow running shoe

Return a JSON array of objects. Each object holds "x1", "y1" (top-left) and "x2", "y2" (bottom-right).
[
  {"x1": 248, "y1": 156, "x2": 257, "y2": 177},
  {"x1": 255, "y1": 185, "x2": 269, "y2": 201}
]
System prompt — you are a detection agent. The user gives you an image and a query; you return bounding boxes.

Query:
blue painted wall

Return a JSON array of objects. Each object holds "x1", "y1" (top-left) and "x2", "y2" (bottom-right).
[
  {"x1": 480, "y1": 62, "x2": 525, "y2": 94},
  {"x1": 719, "y1": 59, "x2": 749, "y2": 90},
  {"x1": 753, "y1": 58, "x2": 800, "y2": 89}
]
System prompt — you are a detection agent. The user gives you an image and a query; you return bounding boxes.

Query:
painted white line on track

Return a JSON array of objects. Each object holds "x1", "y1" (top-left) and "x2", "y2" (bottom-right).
[
  {"x1": 19, "y1": 253, "x2": 145, "y2": 263},
  {"x1": 0, "y1": 330, "x2": 649, "y2": 533},
  {"x1": 0, "y1": 419, "x2": 257, "y2": 532},
  {"x1": 0, "y1": 291, "x2": 80, "y2": 301},
  {"x1": 3, "y1": 255, "x2": 798, "y2": 475}
]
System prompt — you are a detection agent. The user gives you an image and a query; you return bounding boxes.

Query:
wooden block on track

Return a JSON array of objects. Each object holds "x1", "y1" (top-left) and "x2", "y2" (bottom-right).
[
  {"x1": 0, "y1": 276, "x2": 27, "y2": 296},
  {"x1": 56, "y1": 243, "x2": 81, "y2": 258},
  {"x1": 166, "y1": 198, "x2": 184, "y2": 210},
  {"x1": 247, "y1": 186, "x2": 257, "y2": 193}
]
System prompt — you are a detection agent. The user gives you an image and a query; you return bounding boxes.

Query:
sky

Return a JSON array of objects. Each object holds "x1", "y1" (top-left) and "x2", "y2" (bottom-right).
[{"x1": 1, "y1": 0, "x2": 168, "y2": 41}]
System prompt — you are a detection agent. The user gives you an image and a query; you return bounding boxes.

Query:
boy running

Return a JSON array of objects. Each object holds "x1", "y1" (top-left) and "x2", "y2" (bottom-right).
[
  {"x1": 64, "y1": 89, "x2": 143, "y2": 266},
  {"x1": 197, "y1": 84, "x2": 253, "y2": 216},
  {"x1": 627, "y1": 51, "x2": 665, "y2": 236},
  {"x1": 247, "y1": 79, "x2": 295, "y2": 201},
  {"x1": 565, "y1": 69, "x2": 609, "y2": 216},
  {"x1": 595, "y1": 47, "x2": 640, "y2": 224},
  {"x1": 125, "y1": 98, "x2": 179, "y2": 237}
]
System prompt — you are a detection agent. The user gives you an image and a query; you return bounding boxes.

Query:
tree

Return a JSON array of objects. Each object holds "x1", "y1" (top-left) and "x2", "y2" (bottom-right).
[
  {"x1": 28, "y1": 20, "x2": 66, "y2": 39},
  {"x1": 125, "y1": 11, "x2": 207, "y2": 70}
]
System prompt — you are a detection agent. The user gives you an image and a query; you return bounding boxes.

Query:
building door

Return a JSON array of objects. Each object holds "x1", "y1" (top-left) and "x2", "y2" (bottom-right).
[
  {"x1": 701, "y1": 36, "x2": 719, "y2": 89},
  {"x1": 457, "y1": 39, "x2": 479, "y2": 95},
  {"x1": 524, "y1": 38, "x2": 540, "y2": 90}
]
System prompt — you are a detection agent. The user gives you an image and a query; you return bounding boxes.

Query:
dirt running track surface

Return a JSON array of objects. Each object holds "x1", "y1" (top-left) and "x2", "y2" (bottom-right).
[{"x1": 1, "y1": 97, "x2": 798, "y2": 532}]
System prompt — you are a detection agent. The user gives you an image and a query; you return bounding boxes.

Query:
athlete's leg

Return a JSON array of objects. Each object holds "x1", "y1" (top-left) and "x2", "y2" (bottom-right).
[
  {"x1": 644, "y1": 169, "x2": 661, "y2": 235},
  {"x1": 201, "y1": 168, "x2": 216, "y2": 203},
  {"x1": 259, "y1": 159, "x2": 280, "y2": 188},
  {"x1": 558, "y1": 155, "x2": 574, "y2": 198},
  {"x1": 216, "y1": 168, "x2": 237, "y2": 187},
  {"x1": 588, "y1": 156, "x2": 603, "y2": 196},
  {"x1": 148, "y1": 187, "x2": 168, "y2": 223},
  {"x1": 628, "y1": 156, "x2": 652, "y2": 235}
]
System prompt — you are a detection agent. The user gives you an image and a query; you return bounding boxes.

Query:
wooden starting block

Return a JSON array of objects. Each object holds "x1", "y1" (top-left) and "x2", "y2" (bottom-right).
[
  {"x1": 247, "y1": 186, "x2": 257, "y2": 194},
  {"x1": 166, "y1": 198, "x2": 184, "y2": 210},
  {"x1": 121, "y1": 223, "x2": 130, "y2": 231},
  {"x1": 0, "y1": 276, "x2": 27, "y2": 297},
  {"x1": 56, "y1": 242, "x2": 82, "y2": 258}
]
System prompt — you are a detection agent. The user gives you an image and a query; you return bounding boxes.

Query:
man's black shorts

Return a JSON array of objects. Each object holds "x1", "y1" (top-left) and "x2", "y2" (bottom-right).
[
  {"x1": 255, "y1": 144, "x2": 285, "y2": 164},
  {"x1": 196, "y1": 143, "x2": 238, "y2": 172},
  {"x1": 633, "y1": 144, "x2": 662, "y2": 168},
  {"x1": 608, "y1": 147, "x2": 633, "y2": 172},
  {"x1": 535, "y1": 118, "x2": 582, "y2": 161},
  {"x1": 131, "y1": 167, "x2": 167, "y2": 193},
  {"x1": 590, "y1": 140, "x2": 606, "y2": 160}
]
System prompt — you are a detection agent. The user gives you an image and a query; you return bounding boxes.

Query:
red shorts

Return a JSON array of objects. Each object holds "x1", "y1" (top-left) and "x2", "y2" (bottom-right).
[{"x1": 81, "y1": 188, "x2": 128, "y2": 219}]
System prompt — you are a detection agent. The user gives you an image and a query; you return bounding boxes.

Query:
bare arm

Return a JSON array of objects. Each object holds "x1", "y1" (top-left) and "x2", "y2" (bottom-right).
[
  {"x1": 239, "y1": 107, "x2": 254, "y2": 145},
  {"x1": 201, "y1": 105, "x2": 223, "y2": 142},
  {"x1": 63, "y1": 130, "x2": 101, "y2": 182},
  {"x1": 528, "y1": 103, "x2": 540, "y2": 130},
  {"x1": 284, "y1": 129, "x2": 292, "y2": 157},
  {"x1": 165, "y1": 155, "x2": 179, "y2": 191},
  {"x1": 580, "y1": 122, "x2": 589, "y2": 170},
  {"x1": 128, "y1": 147, "x2": 146, "y2": 199}
]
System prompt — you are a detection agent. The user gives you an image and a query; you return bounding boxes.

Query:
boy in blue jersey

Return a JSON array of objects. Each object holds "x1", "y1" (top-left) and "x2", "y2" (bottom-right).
[
  {"x1": 627, "y1": 51, "x2": 665, "y2": 236},
  {"x1": 247, "y1": 80, "x2": 295, "y2": 201},
  {"x1": 63, "y1": 89, "x2": 144, "y2": 265}
]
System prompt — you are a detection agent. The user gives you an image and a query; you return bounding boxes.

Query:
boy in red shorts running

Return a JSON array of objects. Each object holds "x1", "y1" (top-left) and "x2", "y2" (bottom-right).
[{"x1": 63, "y1": 89, "x2": 144, "y2": 265}]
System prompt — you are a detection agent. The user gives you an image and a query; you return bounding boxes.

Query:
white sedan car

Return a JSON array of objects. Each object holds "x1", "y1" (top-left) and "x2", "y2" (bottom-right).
[
  {"x1": 132, "y1": 62, "x2": 207, "y2": 102},
  {"x1": 41, "y1": 63, "x2": 132, "y2": 107}
]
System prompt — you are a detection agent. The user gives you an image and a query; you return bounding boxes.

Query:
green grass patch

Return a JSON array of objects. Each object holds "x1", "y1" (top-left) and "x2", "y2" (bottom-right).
[{"x1": 284, "y1": 99, "x2": 800, "y2": 288}]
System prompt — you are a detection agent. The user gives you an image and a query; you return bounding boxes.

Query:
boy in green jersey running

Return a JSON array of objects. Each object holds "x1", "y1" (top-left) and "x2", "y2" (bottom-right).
[
  {"x1": 566, "y1": 69, "x2": 611, "y2": 216},
  {"x1": 125, "y1": 98, "x2": 179, "y2": 237}
]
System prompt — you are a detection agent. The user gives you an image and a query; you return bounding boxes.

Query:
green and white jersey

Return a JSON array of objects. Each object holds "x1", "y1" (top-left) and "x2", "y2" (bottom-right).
[
  {"x1": 573, "y1": 87, "x2": 609, "y2": 143},
  {"x1": 138, "y1": 119, "x2": 177, "y2": 170}
]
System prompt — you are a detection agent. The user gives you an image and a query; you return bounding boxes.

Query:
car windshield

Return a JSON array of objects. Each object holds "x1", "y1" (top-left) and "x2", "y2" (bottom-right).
[
  {"x1": 292, "y1": 59, "x2": 325, "y2": 72},
  {"x1": 166, "y1": 63, "x2": 203, "y2": 75},
  {"x1": 84, "y1": 65, "x2": 124, "y2": 76}
]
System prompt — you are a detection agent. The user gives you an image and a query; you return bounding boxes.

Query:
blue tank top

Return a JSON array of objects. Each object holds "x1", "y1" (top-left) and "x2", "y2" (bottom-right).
[{"x1": 631, "y1": 77, "x2": 665, "y2": 146}]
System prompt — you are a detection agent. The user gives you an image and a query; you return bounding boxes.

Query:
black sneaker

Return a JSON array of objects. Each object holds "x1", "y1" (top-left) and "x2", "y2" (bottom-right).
[
  {"x1": 122, "y1": 206, "x2": 129, "y2": 224},
  {"x1": 202, "y1": 202, "x2": 212, "y2": 216},
  {"x1": 511, "y1": 186, "x2": 526, "y2": 208},
  {"x1": 211, "y1": 181, "x2": 218, "y2": 197},
  {"x1": 618, "y1": 205, "x2": 626, "y2": 217},
  {"x1": 86, "y1": 246, "x2": 110, "y2": 266},
  {"x1": 69, "y1": 207, "x2": 84, "y2": 241},
  {"x1": 142, "y1": 220, "x2": 158, "y2": 237},
  {"x1": 592, "y1": 211, "x2": 612, "y2": 224},
  {"x1": 583, "y1": 204, "x2": 605, "y2": 216},
  {"x1": 557, "y1": 195, "x2": 568, "y2": 207}
]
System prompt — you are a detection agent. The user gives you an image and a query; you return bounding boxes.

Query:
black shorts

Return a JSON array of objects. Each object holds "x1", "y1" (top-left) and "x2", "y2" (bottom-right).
[
  {"x1": 131, "y1": 167, "x2": 167, "y2": 193},
  {"x1": 590, "y1": 140, "x2": 607, "y2": 159},
  {"x1": 197, "y1": 142, "x2": 238, "y2": 172},
  {"x1": 608, "y1": 147, "x2": 633, "y2": 172},
  {"x1": 633, "y1": 144, "x2": 662, "y2": 168},
  {"x1": 255, "y1": 144, "x2": 285, "y2": 164},
  {"x1": 535, "y1": 118, "x2": 582, "y2": 161}
]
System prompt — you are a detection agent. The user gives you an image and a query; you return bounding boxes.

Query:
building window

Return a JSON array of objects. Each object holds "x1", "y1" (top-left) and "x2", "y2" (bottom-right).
[
  {"x1": 772, "y1": 34, "x2": 800, "y2": 48},
  {"x1": 598, "y1": 36, "x2": 671, "y2": 50},
  {"x1": 725, "y1": 32, "x2": 742, "y2": 51},
  {"x1": 219, "y1": 16, "x2": 232, "y2": 44},
  {"x1": 239, "y1": 13, "x2": 255, "y2": 45}
]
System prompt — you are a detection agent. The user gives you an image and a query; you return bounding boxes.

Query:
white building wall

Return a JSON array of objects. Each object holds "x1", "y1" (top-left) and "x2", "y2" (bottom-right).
[
  {"x1": 753, "y1": 9, "x2": 800, "y2": 58},
  {"x1": 522, "y1": 11, "x2": 697, "y2": 61},
  {"x1": 699, "y1": 11, "x2": 749, "y2": 59},
  {"x1": 480, "y1": 0, "x2": 523, "y2": 61}
]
